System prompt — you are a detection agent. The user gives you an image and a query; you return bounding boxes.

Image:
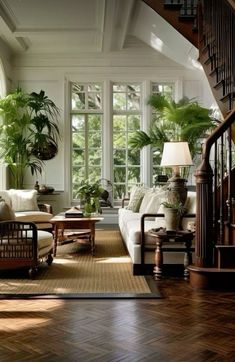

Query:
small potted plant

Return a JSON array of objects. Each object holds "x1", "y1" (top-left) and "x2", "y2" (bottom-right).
[
  {"x1": 161, "y1": 201, "x2": 187, "y2": 231},
  {"x1": 76, "y1": 180, "x2": 104, "y2": 216}
]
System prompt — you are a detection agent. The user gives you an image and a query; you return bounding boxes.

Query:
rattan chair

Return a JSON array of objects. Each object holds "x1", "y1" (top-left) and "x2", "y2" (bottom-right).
[{"x1": 0, "y1": 220, "x2": 53, "y2": 277}]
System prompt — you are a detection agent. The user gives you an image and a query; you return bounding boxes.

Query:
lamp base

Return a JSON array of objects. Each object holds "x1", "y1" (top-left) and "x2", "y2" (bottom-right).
[{"x1": 167, "y1": 174, "x2": 187, "y2": 205}]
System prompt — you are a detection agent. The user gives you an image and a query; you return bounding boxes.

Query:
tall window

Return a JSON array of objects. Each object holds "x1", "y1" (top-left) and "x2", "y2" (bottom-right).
[
  {"x1": 112, "y1": 83, "x2": 141, "y2": 200},
  {"x1": 71, "y1": 83, "x2": 103, "y2": 199},
  {"x1": 151, "y1": 83, "x2": 174, "y2": 184}
]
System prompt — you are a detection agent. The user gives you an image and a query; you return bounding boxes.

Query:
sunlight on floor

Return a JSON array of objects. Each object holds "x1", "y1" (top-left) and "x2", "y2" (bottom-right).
[
  {"x1": 0, "y1": 299, "x2": 65, "y2": 331},
  {"x1": 95, "y1": 257, "x2": 130, "y2": 264}
]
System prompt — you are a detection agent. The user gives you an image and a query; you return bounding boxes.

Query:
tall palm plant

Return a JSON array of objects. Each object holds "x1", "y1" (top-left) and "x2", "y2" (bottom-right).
[
  {"x1": 129, "y1": 94, "x2": 217, "y2": 165},
  {"x1": 0, "y1": 89, "x2": 42, "y2": 188},
  {"x1": 0, "y1": 88, "x2": 60, "y2": 188}
]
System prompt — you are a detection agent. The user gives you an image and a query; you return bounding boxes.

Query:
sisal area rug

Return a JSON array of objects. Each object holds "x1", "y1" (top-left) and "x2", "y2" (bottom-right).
[{"x1": 0, "y1": 229, "x2": 161, "y2": 299}]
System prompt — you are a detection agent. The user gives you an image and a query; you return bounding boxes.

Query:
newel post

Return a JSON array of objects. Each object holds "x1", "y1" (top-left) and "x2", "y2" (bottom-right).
[{"x1": 194, "y1": 158, "x2": 214, "y2": 267}]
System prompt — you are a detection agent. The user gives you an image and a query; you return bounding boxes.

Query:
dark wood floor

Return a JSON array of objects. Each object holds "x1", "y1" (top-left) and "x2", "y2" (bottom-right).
[{"x1": 1, "y1": 278, "x2": 235, "y2": 362}]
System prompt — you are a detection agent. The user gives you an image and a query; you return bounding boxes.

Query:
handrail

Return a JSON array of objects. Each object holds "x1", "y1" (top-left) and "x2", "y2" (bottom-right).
[{"x1": 202, "y1": 110, "x2": 235, "y2": 163}]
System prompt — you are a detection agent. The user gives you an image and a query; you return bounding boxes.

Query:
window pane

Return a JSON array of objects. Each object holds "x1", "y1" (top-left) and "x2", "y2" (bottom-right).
[
  {"x1": 128, "y1": 149, "x2": 140, "y2": 165},
  {"x1": 72, "y1": 115, "x2": 85, "y2": 131},
  {"x1": 88, "y1": 93, "x2": 101, "y2": 109},
  {"x1": 113, "y1": 84, "x2": 126, "y2": 92},
  {"x1": 72, "y1": 92, "x2": 85, "y2": 110},
  {"x1": 89, "y1": 149, "x2": 102, "y2": 165},
  {"x1": 113, "y1": 184, "x2": 126, "y2": 200},
  {"x1": 88, "y1": 167, "x2": 101, "y2": 180},
  {"x1": 88, "y1": 114, "x2": 101, "y2": 130},
  {"x1": 114, "y1": 149, "x2": 126, "y2": 165},
  {"x1": 113, "y1": 133, "x2": 126, "y2": 148},
  {"x1": 88, "y1": 132, "x2": 101, "y2": 148},
  {"x1": 128, "y1": 167, "x2": 140, "y2": 183},
  {"x1": 72, "y1": 84, "x2": 84, "y2": 92},
  {"x1": 73, "y1": 167, "x2": 85, "y2": 183},
  {"x1": 113, "y1": 93, "x2": 126, "y2": 110},
  {"x1": 128, "y1": 115, "x2": 140, "y2": 130},
  {"x1": 127, "y1": 92, "x2": 140, "y2": 111},
  {"x1": 72, "y1": 149, "x2": 84, "y2": 165},
  {"x1": 88, "y1": 84, "x2": 101, "y2": 92},
  {"x1": 72, "y1": 133, "x2": 85, "y2": 148},
  {"x1": 127, "y1": 84, "x2": 140, "y2": 92},
  {"x1": 113, "y1": 115, "x2": 126, "y2": 131},
  {"x1": 114, "y1": 167, "x2": 126, "y2": 184}
]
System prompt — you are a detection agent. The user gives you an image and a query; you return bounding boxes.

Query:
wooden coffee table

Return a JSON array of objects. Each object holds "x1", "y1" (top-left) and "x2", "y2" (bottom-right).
[{"x1": 50, "y1": 214, "x2": 103, "y2": 256}]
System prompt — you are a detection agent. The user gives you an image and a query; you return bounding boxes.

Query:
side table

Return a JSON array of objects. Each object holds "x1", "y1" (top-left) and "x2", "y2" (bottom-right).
[{"x1": 148, "y1": 228, "x2": 195, "y2": 280}]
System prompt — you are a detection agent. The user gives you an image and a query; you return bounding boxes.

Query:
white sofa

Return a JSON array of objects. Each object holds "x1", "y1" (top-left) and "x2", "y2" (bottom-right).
[
  {"x1": 0, "y1": 189, "x2": 53, "y2": 230},
  {"x1": 118, "y1": 187, "x2": 196, "y2": 275}
]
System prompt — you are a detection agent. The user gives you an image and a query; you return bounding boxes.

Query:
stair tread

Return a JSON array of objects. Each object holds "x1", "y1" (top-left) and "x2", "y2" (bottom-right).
[{"x1": 189, "y1": 265, "x2": 235, "y2": 273}]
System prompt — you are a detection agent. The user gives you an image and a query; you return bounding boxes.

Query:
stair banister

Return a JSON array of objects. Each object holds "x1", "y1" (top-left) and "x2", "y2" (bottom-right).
[{"x1": 195, "y1": 110, "x2": 235, "y2": 268}]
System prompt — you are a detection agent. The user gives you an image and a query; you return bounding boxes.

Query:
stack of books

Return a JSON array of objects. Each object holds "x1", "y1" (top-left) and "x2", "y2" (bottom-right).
[{"x1": 65, "y1": 207, "x2": 83, "y2": 218}]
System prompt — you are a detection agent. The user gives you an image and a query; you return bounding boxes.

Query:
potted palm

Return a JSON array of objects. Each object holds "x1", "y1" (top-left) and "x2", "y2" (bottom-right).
[
  {"x1": 129, "y1": 94, "x2": 217, "y2": 167},
  {"x1": 0, "y1": 88, "x2": 60, "y2": 189}
]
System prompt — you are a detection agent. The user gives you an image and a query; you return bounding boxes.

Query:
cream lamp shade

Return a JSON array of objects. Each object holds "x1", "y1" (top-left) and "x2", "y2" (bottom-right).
[
  {"x1": 160, "y1": 141, "x2": 193, "y2": 205},
  {"x1": 160, "y1": 141, "x2": 193, "y2": 168}
]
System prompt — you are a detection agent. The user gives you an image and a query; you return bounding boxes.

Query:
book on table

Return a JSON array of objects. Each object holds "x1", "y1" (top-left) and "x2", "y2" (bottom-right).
[{"x1": 65, "y1": 207, "x2": 83, "y2": 218}]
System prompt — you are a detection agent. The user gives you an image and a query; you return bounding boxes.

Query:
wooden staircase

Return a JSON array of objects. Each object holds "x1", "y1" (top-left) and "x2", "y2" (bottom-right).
[{"x1": 143, "y1": 0, "x2": 235, "y2": 289}]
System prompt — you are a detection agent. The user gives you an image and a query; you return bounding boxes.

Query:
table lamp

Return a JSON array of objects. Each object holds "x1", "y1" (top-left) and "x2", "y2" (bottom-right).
[{"x1": 160, "y1": 141, "x2": 193, "y2": 205}]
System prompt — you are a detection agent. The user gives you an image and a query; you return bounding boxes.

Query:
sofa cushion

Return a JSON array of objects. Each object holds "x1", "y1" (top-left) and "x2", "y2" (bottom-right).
[
  {"x1": 139, "y1": 189, "x2": 167, "y2": 214},
  {"x1": 139, "y1": 190, "x2": 155, "y2": 213},
  {"x1": 9, "y1": 189, "x2": 39, "y2": 212},
  {"x1": 0, "y1": 201, "x2": 15, "y2": 221},
  {"x1": 126, "y1": 185, "x2": 149, "y2": 212}
]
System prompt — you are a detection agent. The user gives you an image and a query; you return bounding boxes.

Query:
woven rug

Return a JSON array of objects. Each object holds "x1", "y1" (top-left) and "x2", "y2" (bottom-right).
[{"x1": 0, "y1": 229, "x2": 161, "y2": 299}]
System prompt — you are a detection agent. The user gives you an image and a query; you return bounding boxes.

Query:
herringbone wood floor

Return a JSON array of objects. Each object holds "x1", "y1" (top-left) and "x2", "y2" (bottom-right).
[{"x1": 1, "y1": 278, "x2": 235, "y2": 362}]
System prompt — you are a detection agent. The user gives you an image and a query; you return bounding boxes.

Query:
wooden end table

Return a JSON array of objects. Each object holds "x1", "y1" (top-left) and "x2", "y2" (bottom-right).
[
  {"x1": 50, "y1": 215, "x2": 103, "y2": 256},
  {"x1": 148, "y1": 228, "x2": 195, "y2": 280}
]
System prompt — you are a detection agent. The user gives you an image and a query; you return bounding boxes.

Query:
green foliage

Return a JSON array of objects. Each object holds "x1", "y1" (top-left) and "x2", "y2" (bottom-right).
[
  {"x1": 76, "y1": 179, "x2": 104, "y2": 200},
  {"x1": 0, "y1": 88, "x2": 60, "y2": 188},
  {"x1": 129, "y1": 94, "x2": 216, "y2": 162},
  {"x1": 161, "y1": 201, "x2": 187, "y2": 216},
  {"x1": 76, "y1": 179, "x2": 104, "y2": 215}
]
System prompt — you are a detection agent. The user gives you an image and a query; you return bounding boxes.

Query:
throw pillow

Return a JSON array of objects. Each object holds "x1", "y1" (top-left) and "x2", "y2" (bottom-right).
[
  {"x1": 126, "y1": 186, "x2": 148, "y2": 212},
  {"x1": 140, "y1": 189, "x2": 167, "y2": 214},
  {"x1": 0, "y1": 201, "x2": 16, "y2": 221},
  {"x1": 9, "y1": 189, "x2": 39, "y2": 212},
  {"x1": 139, "y1": 189, "x2": 156, "y2": 214}
]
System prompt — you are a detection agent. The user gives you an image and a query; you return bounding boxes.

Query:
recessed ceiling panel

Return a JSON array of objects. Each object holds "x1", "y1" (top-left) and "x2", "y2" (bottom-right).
[{"x1": 1, "y1": 0, "x2": 104, "y2": 30}]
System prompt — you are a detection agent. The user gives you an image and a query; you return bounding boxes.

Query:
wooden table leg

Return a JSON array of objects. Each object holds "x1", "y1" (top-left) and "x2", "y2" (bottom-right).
[
  {"x1": 153, "y1": 237, "x2": 163, "y2": 280},
  {"x1": 184, "y1": 239, "x2": 192, "y2": 280},
  {"x1": 53, "y1": 225, "x2": 58, "y2": 257},
  {"x1": 90, "y1": 225, "x2": 95, "y2": 256}
]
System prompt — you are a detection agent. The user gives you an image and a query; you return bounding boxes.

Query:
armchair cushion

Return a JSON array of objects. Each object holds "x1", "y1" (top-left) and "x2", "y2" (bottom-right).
[{"x1": 9, "y1": 189, "x2": 39, "y2": 211}]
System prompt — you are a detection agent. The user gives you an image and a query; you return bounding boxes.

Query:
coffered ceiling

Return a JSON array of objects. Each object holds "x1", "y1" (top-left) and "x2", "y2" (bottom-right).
[
  {"x1": 0, "y1": 0, "x2": 197, "y2": 68},
  {"x1": 0, "y1": 0, "x2": 135, "y2": 54}
]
